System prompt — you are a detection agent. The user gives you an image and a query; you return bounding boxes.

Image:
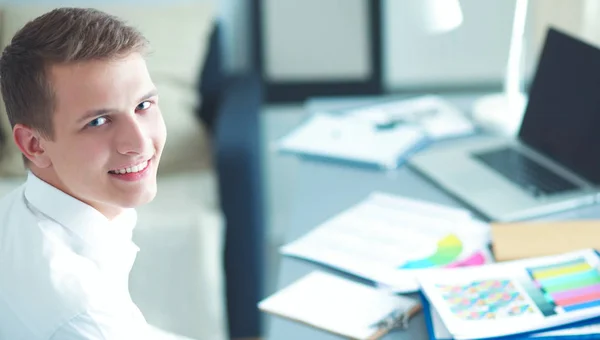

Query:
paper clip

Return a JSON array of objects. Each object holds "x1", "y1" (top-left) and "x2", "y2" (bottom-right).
[
  {"x1": 370, "y1": 309, "x2": 410, "y2": 331},
  {"x1": 367, "y1": 303, "x2": 422, "y2": 339}
]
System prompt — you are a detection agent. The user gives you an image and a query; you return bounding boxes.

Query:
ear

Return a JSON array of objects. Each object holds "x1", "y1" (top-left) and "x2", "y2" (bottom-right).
[{"x1": 13, "y1": 124, "x2": 52, "y2": 168}]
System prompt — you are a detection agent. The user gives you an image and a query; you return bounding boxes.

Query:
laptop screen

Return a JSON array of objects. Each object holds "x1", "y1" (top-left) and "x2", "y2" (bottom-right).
[{"x1": 519, "y1": 28, "x2": 600, "y2": 185}]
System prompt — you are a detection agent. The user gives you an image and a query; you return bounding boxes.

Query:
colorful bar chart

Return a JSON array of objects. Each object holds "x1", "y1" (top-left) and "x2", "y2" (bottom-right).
[
  {"x1": 527, "y1": 257, "x2": 600, "y2": 313},
  {"x1": 399, "y1": 234, "x2": 463, "y2": 269}
]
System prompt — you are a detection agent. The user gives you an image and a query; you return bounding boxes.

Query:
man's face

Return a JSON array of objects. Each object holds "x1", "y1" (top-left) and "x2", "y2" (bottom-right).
[{"x1": 39, "y1": 53, "x2": 166, "y2": 218}]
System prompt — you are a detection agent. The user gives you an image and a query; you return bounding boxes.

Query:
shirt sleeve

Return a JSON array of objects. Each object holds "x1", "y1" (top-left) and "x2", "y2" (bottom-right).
[{"x1": 50, "y1": 311, "x2": 196, "y2": 340}]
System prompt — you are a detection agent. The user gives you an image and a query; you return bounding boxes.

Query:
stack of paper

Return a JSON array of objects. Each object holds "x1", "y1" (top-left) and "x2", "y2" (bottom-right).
[
  {"x1": 280, "y1": 192, "x2": 492, "y2": 293},
  {"x1": 259, "y1": 271, "x2": 421, "y2": 340},
  {"x1": 418, "y1": 249, "x2": 600, "y2": 339},
  {"x1": 277, "y1": 95, "x2": 475, "y2": 170},
  {"x1": 341, "y1": 95, "x2": 476, "y2": 141},
  {"x1": 277, "y1": 114, "x2": 427, "y2": 169}
]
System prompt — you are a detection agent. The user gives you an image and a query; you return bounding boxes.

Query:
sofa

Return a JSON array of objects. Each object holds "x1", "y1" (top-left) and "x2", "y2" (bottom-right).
[{"x1": 0, "y1": 3, "x2": 264, "y2": 340}]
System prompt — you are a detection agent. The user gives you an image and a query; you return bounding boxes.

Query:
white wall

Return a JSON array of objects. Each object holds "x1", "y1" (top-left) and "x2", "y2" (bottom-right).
[
  {"x1": 383, "y1": 0, "x2": 598, "y2": 92},
  {"x1": 262, "y1": 0, "x2": 370, "y2": 82},
  {"x1": 257, "y1": 0, "x2": 526, "y2": 91},
  {"x1": 383, "y1": 0, "x2": 517, "y2": 90}
]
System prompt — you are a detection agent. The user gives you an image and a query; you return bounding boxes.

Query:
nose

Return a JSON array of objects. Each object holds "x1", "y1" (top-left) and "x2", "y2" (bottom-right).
[{"x1": 115, "y1": 115, "x2": 148, "y2": 155}]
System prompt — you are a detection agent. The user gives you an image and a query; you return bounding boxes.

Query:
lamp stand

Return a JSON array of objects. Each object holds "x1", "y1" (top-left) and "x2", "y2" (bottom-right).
[
  {"x1": 472, "y1": 0, "x2": 529, "y2": 137},
  {"x1": 472, "y1": 92, "x2": 527, "y2": 136}
]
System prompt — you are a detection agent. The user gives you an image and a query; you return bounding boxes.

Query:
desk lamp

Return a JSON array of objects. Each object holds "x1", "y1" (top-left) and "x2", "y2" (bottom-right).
[
  {"x1": 409, "y1": 0, "x2": 528, "y2": 136},
  {"x1": 409, "y1": 0, "x2": 464, "y2": 34}
]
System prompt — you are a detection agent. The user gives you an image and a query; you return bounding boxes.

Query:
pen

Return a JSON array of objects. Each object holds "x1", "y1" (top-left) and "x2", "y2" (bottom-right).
[{"x1": 374, "y1": 108, "x2": 439, "y2": 131}]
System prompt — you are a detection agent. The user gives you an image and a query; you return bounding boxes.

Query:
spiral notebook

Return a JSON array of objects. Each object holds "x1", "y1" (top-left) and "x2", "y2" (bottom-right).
[{"x1": 259, "y1": 271, "x2": 421, "y2": 340}]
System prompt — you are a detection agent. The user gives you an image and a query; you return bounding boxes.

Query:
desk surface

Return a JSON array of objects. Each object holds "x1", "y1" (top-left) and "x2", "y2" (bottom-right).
[{"x1": 264, "y1": 94, "x2": 600, "y2": 340}]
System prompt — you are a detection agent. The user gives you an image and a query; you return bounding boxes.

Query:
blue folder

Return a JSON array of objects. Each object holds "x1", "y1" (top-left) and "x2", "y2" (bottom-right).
[{"x1": 419, "y1": 291, "x2": 600, "y2": 340}]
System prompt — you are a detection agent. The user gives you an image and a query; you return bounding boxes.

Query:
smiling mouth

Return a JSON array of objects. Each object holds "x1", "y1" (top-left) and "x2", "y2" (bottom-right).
[{"x1": 108, "y1": 160, "x2": 150, "y2": 175}]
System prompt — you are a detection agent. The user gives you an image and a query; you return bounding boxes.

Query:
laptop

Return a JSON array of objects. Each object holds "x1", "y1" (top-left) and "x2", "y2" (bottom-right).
[{"x1": 409, "y1": 27, "x2": 600, "y2": 222}]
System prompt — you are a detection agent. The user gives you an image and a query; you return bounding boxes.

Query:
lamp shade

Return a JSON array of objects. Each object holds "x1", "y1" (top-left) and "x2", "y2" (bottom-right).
[{"x1": 409, "y1": 0, "x2": 463, "y2": 34}]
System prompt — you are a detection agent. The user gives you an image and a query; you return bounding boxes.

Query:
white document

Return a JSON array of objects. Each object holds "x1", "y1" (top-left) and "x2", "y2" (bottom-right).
[
  {"x1": 277, "y1": 114, "x2": 426, "y2": 169},
  {"x1": 258, "y1": 271, "x2": 420, "y2": 340},
  {"x1": 418, "y1": 249, "x2": 600, "y2": 339},
  {"x1": 343, "y1": 95, "x2": 475, "y2": 140},
  {"x1": 280, "y1": 192, "x2": 491, "y2": 293}
]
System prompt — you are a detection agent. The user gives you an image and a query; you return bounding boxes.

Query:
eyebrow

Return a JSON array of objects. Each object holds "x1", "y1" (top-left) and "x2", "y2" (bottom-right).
[{"x1": 77, "y1": 88, "x2": 159, "y2": 124}]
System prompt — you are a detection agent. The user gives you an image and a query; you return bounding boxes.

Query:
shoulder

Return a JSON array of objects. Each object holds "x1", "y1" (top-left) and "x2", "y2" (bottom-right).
[
  {"x1": 0, "y1": 182, "x2": 38, "y2": 247},
  {"x1": 0, "y1": 186, "x2": 104, "y2": 338},
  {"x1": 51, "y1": 308, "x2": 152, "y2": 340},
  {"x1": 0, "y1": 252, "x2": 108, "y2": 339},
  {"x1": 0, "y1": 182, "x2": 26, "y2": 222}
]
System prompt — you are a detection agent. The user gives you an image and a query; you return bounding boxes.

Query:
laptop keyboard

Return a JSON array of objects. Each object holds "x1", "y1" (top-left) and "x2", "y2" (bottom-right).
[{"x1": 472, "y1": 147, "x2": 579, "y2": 197}]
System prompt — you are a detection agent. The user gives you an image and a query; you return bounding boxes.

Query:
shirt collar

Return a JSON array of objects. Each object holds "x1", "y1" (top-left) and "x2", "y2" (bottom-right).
[{"x1": 23, "y1": 171, "x2": 138, "y2": 247}]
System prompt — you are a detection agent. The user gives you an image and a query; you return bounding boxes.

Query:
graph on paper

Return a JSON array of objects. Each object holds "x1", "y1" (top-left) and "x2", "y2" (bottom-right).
[
  {"x1": 418, "y1": 249, "x2": 600, "y2": 340},
  {"x1": 523, "y1": 257, "x2": 600, "y2": 316},
  {"x1": 280, "y1": 192, "x2": 492, "y2": 293}
]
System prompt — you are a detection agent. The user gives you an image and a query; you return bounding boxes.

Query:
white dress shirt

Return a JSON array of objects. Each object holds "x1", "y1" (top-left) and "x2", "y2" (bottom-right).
[{"x1": 0, "y1": 172, "x2": 191, "y2": 340}]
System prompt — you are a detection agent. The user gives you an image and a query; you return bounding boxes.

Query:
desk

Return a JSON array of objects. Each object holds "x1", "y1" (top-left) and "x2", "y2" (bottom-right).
[{"x1": 264, "y1": 93, "x2": 600, "y2": 340}]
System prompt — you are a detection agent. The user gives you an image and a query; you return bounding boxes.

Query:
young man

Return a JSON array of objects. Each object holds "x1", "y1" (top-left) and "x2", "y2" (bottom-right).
[{"x1": 0, "y1": 7, "x2": 192, "y2": 340}]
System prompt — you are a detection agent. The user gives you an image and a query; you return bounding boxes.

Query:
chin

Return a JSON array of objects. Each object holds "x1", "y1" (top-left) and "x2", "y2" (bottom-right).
[{"x1": 119, "y1": 188, "x2": 157, "y2": 208}]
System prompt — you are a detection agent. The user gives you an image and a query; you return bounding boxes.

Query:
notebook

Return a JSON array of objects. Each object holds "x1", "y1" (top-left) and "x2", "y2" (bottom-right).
[{"x1": 258, "y1": 271, "x2": 421, "y2": 340}]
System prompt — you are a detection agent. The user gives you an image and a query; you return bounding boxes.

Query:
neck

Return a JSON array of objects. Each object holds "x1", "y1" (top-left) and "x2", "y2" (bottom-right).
[{"x1": 29, "y1": 167, "x2": 124, "y2": 221}]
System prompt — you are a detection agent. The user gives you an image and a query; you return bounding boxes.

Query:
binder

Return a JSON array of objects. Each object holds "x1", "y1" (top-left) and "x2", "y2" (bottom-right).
[
  {"x1": 420, "y1": 288, "x2": 600, "y2": 339},
  {"x1": 259, "y1": 271, "x2": 422, "y2": 340}
]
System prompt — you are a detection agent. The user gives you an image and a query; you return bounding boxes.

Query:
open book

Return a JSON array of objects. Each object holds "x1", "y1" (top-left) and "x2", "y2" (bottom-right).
[{"x1": 418, "y1": 249, "x2": 600, "y2": 339}]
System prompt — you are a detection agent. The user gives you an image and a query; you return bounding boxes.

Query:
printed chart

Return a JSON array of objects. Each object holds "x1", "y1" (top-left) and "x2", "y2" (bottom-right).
[
  {"x1": 399, "y1": 234, "x2": 486, "y2": 269},
  {"x1": 400, "y1": 234, "x2": 464, "y2": 269},
  {"x1": 436, "y1": 279, "x2": 535, "y2": 320},
  {"x1": 523, "y1": 257, "x2": 600, "y2": 316},
  {"x1": 418, "y1": 250, "x2": 600, "y2": 340},
  {"x1": 280, "y1": 192, "x2": 491, "y2": 292}
]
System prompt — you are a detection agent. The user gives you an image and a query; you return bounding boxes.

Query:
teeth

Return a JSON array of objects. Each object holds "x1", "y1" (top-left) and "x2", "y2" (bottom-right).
[{"x1": 110, "y1": 160, "x2": 148, "y2": 175}]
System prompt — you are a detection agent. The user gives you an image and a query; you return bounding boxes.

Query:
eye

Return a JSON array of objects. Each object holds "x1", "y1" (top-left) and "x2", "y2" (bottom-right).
[
  {"x1": 87, "y1": 116, "x2": 108, "y2": 127},
  {"x1": 136, "y1": 101, "x2": 152, "y2": 111}
]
